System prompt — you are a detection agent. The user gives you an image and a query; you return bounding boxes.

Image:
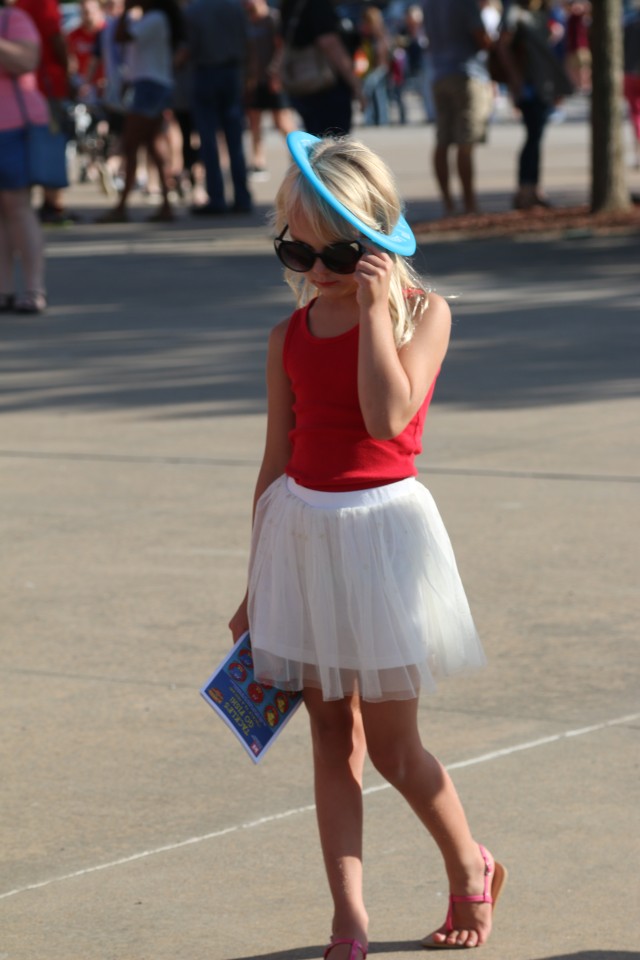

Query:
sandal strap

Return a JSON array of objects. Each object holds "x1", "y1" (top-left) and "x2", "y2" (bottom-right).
[
  {"x1": 444, "y1": 844, "x2": 494, "y2": 928},
  {"x1": 450, "y1": 892, "x2": 493, "y2": 905},
  {"x1": 324, "y1": 938, "x2": 368, "y2": 960}
]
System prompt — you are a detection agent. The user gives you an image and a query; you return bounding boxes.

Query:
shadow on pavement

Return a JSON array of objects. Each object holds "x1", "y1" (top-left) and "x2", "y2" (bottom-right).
[
  {"x1": 227, "y1": 949, "x2": 640, "y2": 960},
  {"x1": 228, "y1": 944, "x2": 420, "y2": 960},
  {"x1": 530, "y1": 954, "x2": 640, "y2": 960},
  {"x1": 1, "y1": 230, "x2": 637, "y2": 418}
]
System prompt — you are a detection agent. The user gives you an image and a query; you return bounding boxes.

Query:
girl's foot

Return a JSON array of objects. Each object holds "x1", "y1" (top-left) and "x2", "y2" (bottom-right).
[
  {"x1": 422, "y1": 845, "x2": 507, "y2": 949},
  {"x1": 14, "y1": 292, "x2": 47, "y2": 314}
]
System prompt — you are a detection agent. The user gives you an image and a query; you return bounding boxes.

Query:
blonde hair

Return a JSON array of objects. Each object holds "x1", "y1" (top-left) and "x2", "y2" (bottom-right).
[{"x1": 273, "y1": 137, "x2": 428, "y2": 348}]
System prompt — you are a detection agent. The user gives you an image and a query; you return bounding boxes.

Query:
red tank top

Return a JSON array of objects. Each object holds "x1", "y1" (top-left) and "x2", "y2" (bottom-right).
[{"x1": 283, "y1": 300, "x2": 437, "y2": 492}]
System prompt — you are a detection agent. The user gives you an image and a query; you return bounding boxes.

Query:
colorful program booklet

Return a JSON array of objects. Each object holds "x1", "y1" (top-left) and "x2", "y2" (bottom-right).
[{"x1": 200, "y1": 632, "x2": 303, "y2": 763}]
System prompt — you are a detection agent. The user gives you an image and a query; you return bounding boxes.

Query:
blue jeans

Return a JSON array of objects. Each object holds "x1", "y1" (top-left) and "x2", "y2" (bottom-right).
[
  {"x1": 363, "y1": 67, "x2": 389, "y2": 126},
  {"x1": 517, "y1": 94, "x2": 551, "y2": 187},
  {"x1": 191, "y1": 63, "x2": 251, "y2": 210}
]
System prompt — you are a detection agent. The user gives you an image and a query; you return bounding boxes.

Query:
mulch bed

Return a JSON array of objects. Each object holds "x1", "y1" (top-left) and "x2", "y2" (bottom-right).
[{"x1": 411, "y1": 202, "x2": 640, "y2": 241}]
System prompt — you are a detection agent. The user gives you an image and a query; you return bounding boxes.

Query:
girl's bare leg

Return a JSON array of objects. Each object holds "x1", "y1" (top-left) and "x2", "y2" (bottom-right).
[
  {"x1": 146, "y1": 116, "x2": 173, "y2": 214},
  {"x1": 0, "y1": 195, "x2": 15, "y2": 296},
  {"x1": 304, "y1": 688, "x2": 369, "y2": 958},
  {"x1": 361, "y1": 697, "x2": 494, "y2": 948},
  {"x1": 0, "y1": 189, "x2": 45, "y2": 298},
  {"x1": 272, "y1": 107, "x2": 296, "y2": 139},
  {"x1": 114, "y1": 114, "x2": 142, "y2": 213},
  {"x1": 247, "y1": 109, "x2": 264, "y2": 170}
]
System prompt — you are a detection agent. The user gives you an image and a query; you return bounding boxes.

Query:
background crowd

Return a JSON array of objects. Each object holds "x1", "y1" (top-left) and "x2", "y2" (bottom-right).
[{"x1": 1, "y1": 0, "x2": 639, "y2": 312}]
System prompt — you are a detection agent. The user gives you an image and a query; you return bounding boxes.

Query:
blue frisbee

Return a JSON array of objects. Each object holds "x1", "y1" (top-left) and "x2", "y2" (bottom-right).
[{"x1": 286, "y1": 131, "x2": 416, "y2": 257}]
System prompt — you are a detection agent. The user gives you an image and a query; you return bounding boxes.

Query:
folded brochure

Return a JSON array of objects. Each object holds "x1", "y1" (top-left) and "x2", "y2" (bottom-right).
[{"x1": 200, "y1": 631, "x2": 303, "y2": 762}]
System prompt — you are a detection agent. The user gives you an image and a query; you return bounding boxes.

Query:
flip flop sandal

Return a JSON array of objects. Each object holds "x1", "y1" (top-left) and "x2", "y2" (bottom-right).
[
  {"x1": 421, "y1": 844, "x2": 507, "y2": 949},
  {"x1": 324, "y1": 938, "x2": 368, "y2": 960}
]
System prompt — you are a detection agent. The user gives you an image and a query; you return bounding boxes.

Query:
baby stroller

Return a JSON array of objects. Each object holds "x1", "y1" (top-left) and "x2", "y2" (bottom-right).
[{"x1": 65, "y1": 98, "x2": 109, "y2": 185}]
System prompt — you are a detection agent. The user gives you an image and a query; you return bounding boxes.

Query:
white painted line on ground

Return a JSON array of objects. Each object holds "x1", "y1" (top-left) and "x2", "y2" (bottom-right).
[{"x1": 1, "y1": 711, "x2": 637, "y2": 902}]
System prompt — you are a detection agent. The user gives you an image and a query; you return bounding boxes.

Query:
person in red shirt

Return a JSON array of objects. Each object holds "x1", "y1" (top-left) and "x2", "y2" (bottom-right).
[
  {"x1": 565, "y1": 0, "x2": 592, "y2": 94},
  {"x1": 15, "y1": 0, "x2": 74, "y2": 222},
  {"x1": 15, "y1": 0, "x2": 67, "y2": 99},
  {"x1": 67, "y1": 0, "x2": 105, "y2": 97}
]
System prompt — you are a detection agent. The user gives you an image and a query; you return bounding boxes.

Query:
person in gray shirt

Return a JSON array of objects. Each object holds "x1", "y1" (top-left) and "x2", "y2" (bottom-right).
[{"x1": 186, "y1": 0, "x2": 252, "y2": 214}]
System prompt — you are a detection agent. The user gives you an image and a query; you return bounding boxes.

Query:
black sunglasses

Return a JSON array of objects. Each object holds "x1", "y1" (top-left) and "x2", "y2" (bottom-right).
[{"x1": 274, "y1": 225, "x2": 365, "y2": 275}]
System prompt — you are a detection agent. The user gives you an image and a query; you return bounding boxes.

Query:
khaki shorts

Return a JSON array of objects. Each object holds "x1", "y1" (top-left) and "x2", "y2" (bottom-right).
[{"x1": 433, "y1": 74, "x2": 493, "y2": 146}]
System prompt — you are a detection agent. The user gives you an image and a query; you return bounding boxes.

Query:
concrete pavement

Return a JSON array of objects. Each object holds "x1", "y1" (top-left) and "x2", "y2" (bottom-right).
[{"x1": 1, "y1": 111, "x2": 639, "y2": 960}]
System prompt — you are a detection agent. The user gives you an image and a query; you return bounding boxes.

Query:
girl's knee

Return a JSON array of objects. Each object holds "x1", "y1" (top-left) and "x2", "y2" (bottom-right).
[
  {"x1": 365, "y1": 727, "x2": 426, "y2": 787},
  {"x1": 367, "y1": 741, "x2": 412, "y2": 785},
  {"x1": 306, "y1": 696, "x2": 363, "y2": 765},
  {"x1": 0, "y1": 189, "x2": 30, "y2": 216}
]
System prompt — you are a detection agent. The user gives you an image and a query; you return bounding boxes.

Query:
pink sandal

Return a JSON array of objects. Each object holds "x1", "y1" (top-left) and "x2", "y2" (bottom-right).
[
  {"x1": 421, "y1": 844, "x2": 507, "y2": 949},
  {"x1": 324, "y1": 939, "x2": 367, "y2": 960}
]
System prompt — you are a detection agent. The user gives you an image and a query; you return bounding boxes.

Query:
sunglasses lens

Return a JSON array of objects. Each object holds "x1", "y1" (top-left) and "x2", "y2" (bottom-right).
[
  {"x1": 276, "y1": 241, "x2": 315, "y2": 273},
  {"x1": 322, "y1": 242, "x2": 363, "y2": 274}
]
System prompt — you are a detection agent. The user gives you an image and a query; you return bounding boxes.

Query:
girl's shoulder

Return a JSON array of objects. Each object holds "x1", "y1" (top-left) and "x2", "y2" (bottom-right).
[
  {"x1": 410, "y1": 290, "x2": 451, "y2": 343},
  {"x1": 271, "y1": 315, "x2": 292, "y2": 344},
  {"x1": 405, "y1": 287, "x2": 450, "y2": 322},
  {"x1": 270, "y1": 306, "x2": 305, "y2": 350}
]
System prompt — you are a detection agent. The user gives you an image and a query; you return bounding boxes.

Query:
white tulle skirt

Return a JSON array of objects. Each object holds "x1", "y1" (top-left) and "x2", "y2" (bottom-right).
[{"x1": 247, "y1": 475, "x2": 486, "y2": 702}]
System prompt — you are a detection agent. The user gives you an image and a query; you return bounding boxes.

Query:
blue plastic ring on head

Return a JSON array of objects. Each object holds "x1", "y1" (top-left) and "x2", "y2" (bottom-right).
[{"x1": 286, "y1": 131, "x2": 417, "y2": 257}]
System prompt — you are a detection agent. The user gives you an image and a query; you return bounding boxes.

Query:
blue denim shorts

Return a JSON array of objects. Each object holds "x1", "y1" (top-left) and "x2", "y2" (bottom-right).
[
  {"x1": 0, "y1": 127, "x2": 29, "y2": 190},
  {"x1": 128, "y1": 79, "x2": 173, "y2": 118}
]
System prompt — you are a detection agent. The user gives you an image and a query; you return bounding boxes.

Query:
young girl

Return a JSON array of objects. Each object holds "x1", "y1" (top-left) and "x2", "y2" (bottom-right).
[
  {"x1": 229, "y1": 136, "x2": 506, "y2": 958},
  {"x1": 99, "y1": 0, "x2": 184, "y2": 222}
]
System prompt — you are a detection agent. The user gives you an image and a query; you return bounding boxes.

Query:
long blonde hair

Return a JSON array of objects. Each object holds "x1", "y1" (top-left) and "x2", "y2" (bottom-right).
[{"x1": 273, "y1": 137, "x2": 428, "y2": 348}]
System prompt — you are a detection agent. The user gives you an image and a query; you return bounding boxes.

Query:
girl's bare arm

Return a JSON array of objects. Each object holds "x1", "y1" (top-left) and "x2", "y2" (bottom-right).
[
  {"x1": 251, "y1": 319, "x2": 295, "y2": 513},
  {"x1": 356, "y1": 253, "x2": 451, "y2": 440},
  {"x1": 0, "y1": 37, "x2": 39, "y2": 74}
]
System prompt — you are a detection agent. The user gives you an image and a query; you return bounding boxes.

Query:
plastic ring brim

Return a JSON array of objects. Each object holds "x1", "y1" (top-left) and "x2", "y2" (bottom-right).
[{"x1": 286, "y1": 131, "x2": 416, "y2": 256}]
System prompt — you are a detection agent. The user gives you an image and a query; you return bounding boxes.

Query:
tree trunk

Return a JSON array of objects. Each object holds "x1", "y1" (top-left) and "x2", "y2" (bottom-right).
[{"x1": 590, "y1": 0, "x2": 630, "y2": 212}]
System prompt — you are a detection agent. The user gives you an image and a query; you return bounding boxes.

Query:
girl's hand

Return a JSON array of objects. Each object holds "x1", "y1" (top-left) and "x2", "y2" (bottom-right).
[
  {"x1": 354, "y1": 248, "x2": 393, "y2": 311},
  {"x1": 228, "y1": 592, "x2": 249, "y2": 644}
]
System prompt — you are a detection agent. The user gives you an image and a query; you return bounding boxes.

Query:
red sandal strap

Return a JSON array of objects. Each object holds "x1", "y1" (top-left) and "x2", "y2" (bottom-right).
[
  {"x1": 445, "y1": 844, "x2": 495, "y2": 927},
  {"x1": 450, "y1": 892, "x2": 493, "y2": 904},
  {"x1": 324, "y1": 938, "x2": 368, "y2": 960}
]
